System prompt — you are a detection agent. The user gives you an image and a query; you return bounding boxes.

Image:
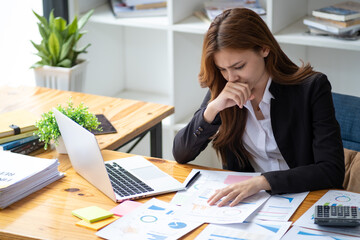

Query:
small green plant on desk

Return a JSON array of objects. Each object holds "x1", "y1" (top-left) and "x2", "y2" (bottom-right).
[{"x1": 34, "y1": 98, "x2": 102, "y2": 150}]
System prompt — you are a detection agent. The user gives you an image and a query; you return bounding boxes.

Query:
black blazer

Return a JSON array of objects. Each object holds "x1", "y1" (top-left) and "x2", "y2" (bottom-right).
[{"x1": 173, "y1": 73, "x2": 345, "y2": 194}]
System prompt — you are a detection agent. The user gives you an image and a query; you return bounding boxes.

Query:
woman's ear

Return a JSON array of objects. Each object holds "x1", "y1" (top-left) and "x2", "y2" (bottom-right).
[{"x1": 262, "y1": 47, "x2": 270, "y2": 58}]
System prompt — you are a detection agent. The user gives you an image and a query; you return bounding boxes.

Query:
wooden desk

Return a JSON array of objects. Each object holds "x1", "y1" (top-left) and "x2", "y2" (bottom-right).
[
  {"x1": 0, "y1": 86, "x2": 174, "y2": 157},
  {"x1": 0, "y1": 150, "x2": 328, "y2": 240}
]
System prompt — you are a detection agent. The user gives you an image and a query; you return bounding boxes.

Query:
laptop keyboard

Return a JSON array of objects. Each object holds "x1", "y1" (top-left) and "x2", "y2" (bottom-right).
[{"x1": 105, "y1": 162, "x2": 154, "y2": 197}]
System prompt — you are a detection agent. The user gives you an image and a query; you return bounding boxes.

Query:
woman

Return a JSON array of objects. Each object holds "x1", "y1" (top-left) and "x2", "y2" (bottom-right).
[{"x1": 172, "y1": 8, "x2": 344, "y2": 207}]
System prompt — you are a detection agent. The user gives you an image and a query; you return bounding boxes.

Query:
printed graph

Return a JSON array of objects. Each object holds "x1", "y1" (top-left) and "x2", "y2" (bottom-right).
[
  {"x1": 168, "y1": 222, "x2": 187, "y2": 229},
  {"x1": 335, "y1": 195, "x2": 351, "y2": 202},
  {"x1": 140, "y1": 215, "x2": 158, "y2": 223}
]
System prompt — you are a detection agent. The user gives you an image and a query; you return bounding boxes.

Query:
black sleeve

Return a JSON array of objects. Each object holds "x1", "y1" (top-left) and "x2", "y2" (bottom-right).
[{"x1": 172, "y1": 91, "x2": 221, "y2": 164}]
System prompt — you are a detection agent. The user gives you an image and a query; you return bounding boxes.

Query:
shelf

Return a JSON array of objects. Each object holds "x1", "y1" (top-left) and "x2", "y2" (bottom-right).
[
  {"x1": 90, "y1": 4, "x2": 169, "y2": 30},
  {"x1": 172, "y1": 15, "x2": 210, "y2": 34},
  {"x1": 275, "y1": 19, "x2": 360, "y2": 51},
  {"x1": 172, "y1": 14, "x2": 268, "y2": 35}
]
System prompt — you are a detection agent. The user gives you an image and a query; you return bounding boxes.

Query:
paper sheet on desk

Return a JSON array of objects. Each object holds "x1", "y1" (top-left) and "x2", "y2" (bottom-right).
[
  {"x1": 171, "y1": 169, "x2": 261, "y2": 206},
  {"x1": 172, "y1": 169, "x2": 308, "y2": 223},
  {"x1": 246, "y1": 191, "x2": 309, "y2": 222},
  {"x1": 171, "y1": 169, "x2": 270, "y2": 224},
  {"x1": 96, "y1": 198, "x2": 203, "y2": 240},
  {"x1": 294, "y1": 190, "x2": 360, "y2": 237},
  {"x1": 282, "y1": 225, "x2": 360, "y2": 240},
  {"x1": 195, "y1": 220, "x2": 292, "y2": 240}
]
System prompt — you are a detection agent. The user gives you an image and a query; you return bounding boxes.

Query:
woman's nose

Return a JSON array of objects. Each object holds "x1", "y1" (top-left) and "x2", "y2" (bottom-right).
[{"x1": 227, "y1": 70, "x2": 238, "y2": 82}]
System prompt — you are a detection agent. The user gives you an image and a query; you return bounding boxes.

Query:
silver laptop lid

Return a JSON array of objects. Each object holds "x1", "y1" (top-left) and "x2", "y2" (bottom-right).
[{"x1": 53, "y1": 108, "x2": 116, "y2": 201}]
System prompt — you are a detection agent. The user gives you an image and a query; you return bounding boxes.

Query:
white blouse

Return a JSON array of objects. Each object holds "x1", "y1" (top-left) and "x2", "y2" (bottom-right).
[{"x1": 242, "y1": 78, "x2": 289, "y2": 173}]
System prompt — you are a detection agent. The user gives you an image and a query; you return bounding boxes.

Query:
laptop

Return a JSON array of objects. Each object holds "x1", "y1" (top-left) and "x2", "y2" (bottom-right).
[{"x1": 53, "y1": 108, "x2": 185, "y2": 202}]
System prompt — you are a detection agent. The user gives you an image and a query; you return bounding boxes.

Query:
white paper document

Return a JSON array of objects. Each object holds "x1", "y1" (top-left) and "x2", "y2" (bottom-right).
[
  {"x1": 172, "y1": 169, "x2": 270, "y2": 224},
  {"x1": 171, "y1": 169, "x2": 261, "y2": 206},
  {"x1": 294, "y1": 190, "x2": 360, "y2": 237},
  {"x1": 194, "y1": 220, "x2": 291, "y2": 240},
  {"x1": 247, "y1": 192, "x2": 309, "y2": 222},
  {"x1": 282, "y1": 225, "x2": 360, "y2": 240},
  {"x1": 96, "y1": 198, "x2": 203, "y2": 240}
]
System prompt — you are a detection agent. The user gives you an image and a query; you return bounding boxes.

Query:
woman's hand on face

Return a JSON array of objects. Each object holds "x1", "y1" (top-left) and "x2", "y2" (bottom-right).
[
  {"x1": 207, "y1": 176, "x2": 270, "y2": 207},
  {"x1": 204, "y1": 81, "x2": 255, "y2": 123},
  {"x1": 212, "y1": 81, "x2": 254, "y2": 112}
]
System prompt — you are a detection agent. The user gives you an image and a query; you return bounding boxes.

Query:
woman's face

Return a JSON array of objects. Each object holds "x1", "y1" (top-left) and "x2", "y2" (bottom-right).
[{"x1": 213, "y1": 47, "x2": 270, "y2": 92}]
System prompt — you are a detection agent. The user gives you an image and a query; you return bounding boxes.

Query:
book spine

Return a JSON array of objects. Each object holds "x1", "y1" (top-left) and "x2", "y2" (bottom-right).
[
  {"x1": 10, "y1": 140, "x2": 45, "y2": 155},
  {"x1": 134, "y1": 2, "x2": 166, "y2": 10},
  {"x1": 0, "y1": 131, "x2": 35, "y2": 145},
  {"x1": 124, "y1": 0, "x2": 165, "y2": 7},
  {"x1": 0, "y1": 135, "x2": 39, "y2": 151}
]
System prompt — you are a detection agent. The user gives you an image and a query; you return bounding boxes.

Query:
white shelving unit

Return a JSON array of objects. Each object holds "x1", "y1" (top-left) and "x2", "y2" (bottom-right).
[{"x1": 75, "y1": 0, "x2": 360, "y2": 167}]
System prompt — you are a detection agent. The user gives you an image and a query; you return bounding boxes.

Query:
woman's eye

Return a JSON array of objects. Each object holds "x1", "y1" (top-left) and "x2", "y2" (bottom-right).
[{"x1": 235, "y1": 64, "x2": 245, "y2": 70}]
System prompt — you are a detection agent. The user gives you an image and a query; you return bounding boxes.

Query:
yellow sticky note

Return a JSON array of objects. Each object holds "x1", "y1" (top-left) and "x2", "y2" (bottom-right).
[
  {"x1": 72, "y1": 206, "x2": 114, "y2": 223},
  {"x1": 76, "y1": 216, "x2": 120, "y2": 230}
]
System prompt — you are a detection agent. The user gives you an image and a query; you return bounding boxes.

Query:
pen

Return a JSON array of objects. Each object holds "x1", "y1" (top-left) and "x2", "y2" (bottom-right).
[{"x1": 185, "y1": 171, "x2": 201, "y2": 189}]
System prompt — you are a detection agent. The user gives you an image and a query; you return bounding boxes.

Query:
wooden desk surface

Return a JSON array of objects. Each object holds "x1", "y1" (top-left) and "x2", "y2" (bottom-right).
[
  {"x1": 0, "y1": 150, "x2": 328, "y2": 240},
  {"x1": 0, "y1": 86, "x2": 174, "y2": 150}
]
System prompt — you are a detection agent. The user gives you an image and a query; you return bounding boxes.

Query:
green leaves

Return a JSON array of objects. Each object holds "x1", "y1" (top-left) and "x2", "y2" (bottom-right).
[
  {"x1": 48, "y1": 32, "x2": 60, "y2": 60},
  {"x1": 54, "y1": 17, "x2": 66, "y2": 31},
  {"x1": 30, "y1": 9, "x2": 93, "y2": 68},
  {"x1": 59, "y1": 35, "x2": 74, "y2": 61},
  {"x1": 78, "y1": 9, "x2": 94, "y2": 30},
  {"x1": 34, "y1": 98, "x2": 102, "y2": 150}
]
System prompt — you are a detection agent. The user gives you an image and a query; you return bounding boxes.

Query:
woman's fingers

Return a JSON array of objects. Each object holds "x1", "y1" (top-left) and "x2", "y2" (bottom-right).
[
  {"x1": 217, "y1": 191, "x2": 240, "y2": 207},
  {"x1": 207, "y1": 176, "x2": 270, "y2": 207},
  {"x1": 211, "y1": 81, "x2": 253, "y2": 111},
  {"x1": 222, "y1": 82, "x2": 252, "y2": 108},
  {"x1": 229, "y1": 192, "x2": 247, "y2": 207},
  {"x1": 207, "y1": 188, "x2": 228, "y2": 206}
]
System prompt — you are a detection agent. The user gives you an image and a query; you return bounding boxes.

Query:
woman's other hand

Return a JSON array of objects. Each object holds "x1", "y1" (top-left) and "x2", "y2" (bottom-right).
[{"x1": 207, "y1": 175, "x2": 271, "y2": 207}]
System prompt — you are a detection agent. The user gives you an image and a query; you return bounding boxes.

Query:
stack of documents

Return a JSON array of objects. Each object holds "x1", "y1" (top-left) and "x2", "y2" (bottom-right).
[{"x1": 0, "y1": 151, "x2": 64, "y2": 209}]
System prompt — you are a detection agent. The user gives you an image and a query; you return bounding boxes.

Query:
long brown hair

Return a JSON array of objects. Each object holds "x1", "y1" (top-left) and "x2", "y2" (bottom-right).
[{"x1": 198, "y1": 8, "x2": 316, "y2": 167}]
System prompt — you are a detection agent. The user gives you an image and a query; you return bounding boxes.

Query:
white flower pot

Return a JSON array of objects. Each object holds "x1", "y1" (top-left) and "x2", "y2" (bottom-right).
[
  {"x1": 55, "y1": 136, "x2": 67, "y2": 154},
  {"x1": 34, "y1": 60, "x2": 88, "y2": 92}
]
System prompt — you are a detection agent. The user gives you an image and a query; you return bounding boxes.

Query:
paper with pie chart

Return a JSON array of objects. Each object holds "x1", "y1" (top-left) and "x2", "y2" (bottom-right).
[
  {"x1": 294, "y1": 190, "x2": 360, "y2": 237},
  {"x1": 96, "y1": 198, "x2": 203, "y2": 240},
  {"x1": 195, "y1": 220, "x2": 292, "y2": 240},
  {"x1": 171, "y1": 170, "x2": 269, "y2": 223},
  {"x1": 176, "y1": 186, "x2": 269, "y2": 224}
]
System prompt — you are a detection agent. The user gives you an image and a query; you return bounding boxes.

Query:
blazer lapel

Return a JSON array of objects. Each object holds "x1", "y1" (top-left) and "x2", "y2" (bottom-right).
[{"x1": 269, "y1": 82, "x2": 295, "y2": 168}]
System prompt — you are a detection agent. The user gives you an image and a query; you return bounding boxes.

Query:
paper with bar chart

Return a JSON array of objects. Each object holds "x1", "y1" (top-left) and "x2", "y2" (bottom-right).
[
  {"x1": 247, "y1": 191, "x2": 309, "y2": 222},
  {"x1": 282, "y1": 226, "x2": 360, "y2": 240},
  {"x1": 195, "y1": 220, "x2": 292, "y2": 240},
  {"x1": 172, "y1": 169, "x2": 270, "y2": 224},
  {"x1": 294, "y1": 190, "x2": 360, "y2": 237},
  {"x1": 96, "y1": 198, "x2": 202, "y2": 240}
]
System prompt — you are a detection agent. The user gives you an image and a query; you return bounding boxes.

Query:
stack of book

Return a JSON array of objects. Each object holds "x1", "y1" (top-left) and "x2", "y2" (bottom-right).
[
  {"x1": 303, "y1": 1, "x2": 360, "y2": 39},
  {"x1": 195, "y1": 0, "x2": 265, "y2": 23},
  {"x1": 0, "y1": 151, "x2": 64, "y2": 209},
  {"x1": 0, "y1": 110, "x2": 44, "y2": 155},
  {"x1": 109, "y1": 0, "x2": 167, "y2": 18}
]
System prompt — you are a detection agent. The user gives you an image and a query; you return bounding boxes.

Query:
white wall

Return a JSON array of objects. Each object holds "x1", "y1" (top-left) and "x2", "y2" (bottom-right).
[{"x1": 0, "y1": 1, "x2": 42, "y2": 87}]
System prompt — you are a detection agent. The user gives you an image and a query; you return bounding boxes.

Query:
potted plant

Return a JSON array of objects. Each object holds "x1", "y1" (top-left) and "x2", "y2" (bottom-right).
[
  {"x1": 34, "y1": 98, "x2": 102, "y2": 153},
  {"x1": 30, "y1": 9, "x2": 94, "y2": 91}
]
